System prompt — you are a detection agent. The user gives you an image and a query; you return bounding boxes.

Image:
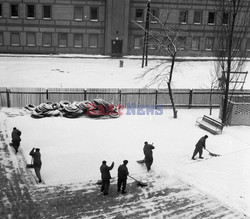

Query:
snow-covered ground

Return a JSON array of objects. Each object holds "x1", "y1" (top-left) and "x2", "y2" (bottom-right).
[
  {"x1": 1, "y1": 55, "x2": 250, "y2": 89},
  {"x1": 0, "y1": 55, "x2": 250, "y2": 217}
]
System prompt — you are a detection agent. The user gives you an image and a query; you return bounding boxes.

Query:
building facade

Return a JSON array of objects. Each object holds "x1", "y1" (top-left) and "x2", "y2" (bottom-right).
[{"x1": 0, "y1": 0, "x2": 250, "y2": 56}]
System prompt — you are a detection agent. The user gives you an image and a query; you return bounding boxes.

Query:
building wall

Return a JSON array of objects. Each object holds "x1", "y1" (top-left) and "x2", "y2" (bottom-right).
[
  {"x1": 0, "y1": 0, "x2": 249, "y2": 56},
  {"x1": 0, "y1": 0, "x2": 106, "y2": 54}
]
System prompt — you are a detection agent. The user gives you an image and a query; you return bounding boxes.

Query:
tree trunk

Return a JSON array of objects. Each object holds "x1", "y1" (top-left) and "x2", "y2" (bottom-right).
[{"x1": 167, "y1": 82, "x2": 177, "y2": 118}]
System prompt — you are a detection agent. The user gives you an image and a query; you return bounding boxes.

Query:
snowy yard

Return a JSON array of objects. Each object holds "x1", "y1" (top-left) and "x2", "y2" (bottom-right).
[
  {"x1": 1, "y1": 55, "x2": 250, "y2": 89},
  {"x1": 0, "y1": 55, "x2": 250, "y2": 217}
]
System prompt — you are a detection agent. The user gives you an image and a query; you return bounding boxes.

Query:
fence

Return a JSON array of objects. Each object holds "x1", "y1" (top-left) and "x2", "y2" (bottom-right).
[{"x1": 1, "y1": 87, "x2": 250, "y2": 108}]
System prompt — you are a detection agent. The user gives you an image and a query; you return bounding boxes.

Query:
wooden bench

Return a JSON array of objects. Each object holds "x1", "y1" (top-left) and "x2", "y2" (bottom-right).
[{"x1": 196, "y1": 115, "x2": 225, "y2": 134}]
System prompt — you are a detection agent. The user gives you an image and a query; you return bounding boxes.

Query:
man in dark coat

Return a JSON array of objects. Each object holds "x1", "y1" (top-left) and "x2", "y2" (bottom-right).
[
  {"x1": 117, "y1": 160, "x2": 129, "y2": 194},
  {"x1": 100, "y1": 160, "x2": 114, "y2": 195},
  {"x1": 29, "y1": 148, "x2": 42, "y2": 183},
  {"x1": 143, "y1": 141, "x2": 155, "y2": 172},
  {"x1": 192, "y1": 135, "x2": 208, "y2": 160},
  {"x1": 11, "y1": 127, "x2": 22, "y2": 154}
]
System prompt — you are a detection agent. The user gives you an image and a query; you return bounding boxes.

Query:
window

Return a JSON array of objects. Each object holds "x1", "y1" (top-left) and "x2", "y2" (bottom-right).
[
  {"x1": 134, "y1": 36, "x2": 143, "y2": 49},
  {"x1": 148, "y1": 38, "x2": 157, "y2": 50},
  {"x1": 43, "y1": 5, "x2": 51, "y2": 19},
  {"x1": 246, "y1": 39, "x2": 250, "y2": 51},
  {"x1": 0, "y1": 4, "x2": 2, "y2": 17},
  {"x1": 151, "y1": 9, "x2": 159, "y2": 23},
  {"x1": 74, "y1": 6, "x2": 83, "y2": 21},
  {"x1": 135, "y1": 9, "x2": 144, "y2": 22},
  {"x1": 27, "y1": 32, "x2": 36, "y2": 46},
  {"x1": 90, "y1": 7, "x2": 98, "y2": 21},
  {"x1": 89, "y1": 34, "x2": 98, "y2": 48},
  {"x1": 205, "y1": 37, "x2": 213, "y2": 50},
  {"x1": 179, "y1": 11, "x2": 188, "y2": 24},
  {"x1": 74, "y1": 34, "x2": 82, "y2": 47},
  {"x1": 208, "y1": 12, "x2": 216, "y2": 25},
  {"x1": 11, "y1": 4, "x2": 19, "y2": 18},
  {"x1": 193, "y1": 11, "x2": 202, "y2": 24},
  {"x1": 27, "y1": 5, "x2": 35, "y2": 19},
  {"x1": 58, "y1": 33, "x2": 67, "y2": 47},
  {"x1": 191, "y1": 37, "x2": 200, "y2": 50},
  {"x1": 178, "y1": 36, "x2": 186, "y2": 50},
  {"x1": 11, "y1": 33, "x2": 20, "y2": 46},
  {"x1": 0, "y1": 32, "x2": 3, "y2": 45},
  {"x1": 222, "y1": 12, "x2": 229, "y2": 25},
  {"x1": 43, "y1": 33, "x2": 52, "y2": 46}
]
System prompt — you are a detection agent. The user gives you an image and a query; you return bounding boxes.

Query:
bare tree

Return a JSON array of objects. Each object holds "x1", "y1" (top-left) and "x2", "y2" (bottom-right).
[
  {"x1": 132, "y1": 11, "x2": 188, "y2": 118},
  {"x1": 213, "y1": 0, "x2": 250, "y2": 124}
]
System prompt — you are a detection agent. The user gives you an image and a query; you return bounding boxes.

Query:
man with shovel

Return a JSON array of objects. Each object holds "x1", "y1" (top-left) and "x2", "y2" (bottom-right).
[
  {"x1": 117, "y1": 160, "x2": 129, "y2": 194},
  {"x1": 192, "y1": 135, "x2": 208, "y2": 160}
]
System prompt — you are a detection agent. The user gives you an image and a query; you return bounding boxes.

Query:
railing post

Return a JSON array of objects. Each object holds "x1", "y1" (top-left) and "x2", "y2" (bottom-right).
[
  {"x1": 155, "y1": 89, "x2": 158, "y2": 109},
  {"x1": 46, "y1": 88, "x2": 49, "y2": 100},
  {"x1": 84, "y1": 89, "x2": 87, "y2": 100},
  {"x1": 118, "y1": 89, "x2": 122, "y2": 106},
  {"x1": 189, "y1": 89, "x2": 193, "y2": 108},
  {"x1": 6, "y1": 88, "x2": 10, "y2": 108}
]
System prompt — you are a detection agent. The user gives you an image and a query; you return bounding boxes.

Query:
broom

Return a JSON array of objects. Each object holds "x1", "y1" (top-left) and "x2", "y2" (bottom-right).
[{"x1": 205, "y1": 148, "x2": 220, "y2": 157}]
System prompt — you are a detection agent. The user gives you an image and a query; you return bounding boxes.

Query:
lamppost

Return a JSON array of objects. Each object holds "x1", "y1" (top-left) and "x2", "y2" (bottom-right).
[{"x1": 142, "y1": 0, "x2": 151, "y2": 68}]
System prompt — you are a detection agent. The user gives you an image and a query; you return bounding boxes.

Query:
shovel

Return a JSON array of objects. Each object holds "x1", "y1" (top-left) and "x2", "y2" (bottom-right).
[
  {"x1": 205, "y1": 148, "x2": 220, "y2": 157},
  {"x1": 128, "y1": 175, "x2": 148, "y2": 187}
]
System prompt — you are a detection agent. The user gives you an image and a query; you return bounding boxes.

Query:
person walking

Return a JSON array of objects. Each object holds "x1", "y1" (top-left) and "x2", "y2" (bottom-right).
[
  {"x1": 11, "y1": 127, "x2": 22, "y2": 154},
  {"x1": 117, "y1": 160, "x2": 129, "y2": 194},
  {"x1": 29, "y1": 148, "x2": 42, "y2": 183},
  {"x1": 191, "y1": 135, "x2": 208, "y2": 160},
  {"x1": 100, "y1": 160, "x2": 114, "y2": 195},
  {"x1": 143, "y1": 141, "x2": 155, "y2": 172}
]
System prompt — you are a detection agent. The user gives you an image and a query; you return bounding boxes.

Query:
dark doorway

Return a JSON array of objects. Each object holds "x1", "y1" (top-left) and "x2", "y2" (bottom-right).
[{"x1": 111, "y1": 39, "x2": 123, "y2": 57}]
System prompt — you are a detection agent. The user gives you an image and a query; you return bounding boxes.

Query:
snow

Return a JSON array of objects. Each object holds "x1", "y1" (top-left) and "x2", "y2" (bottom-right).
[
  {"x1": 0, "y1": 55, "x2": 250, "y2": 217},
  {"x1": 1, "y1": 55, "x2": 250, "y2": 89}
]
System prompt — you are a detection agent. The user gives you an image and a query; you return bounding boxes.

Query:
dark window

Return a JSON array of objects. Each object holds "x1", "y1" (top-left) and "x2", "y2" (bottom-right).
[
  {"x1": 193, "y1": 11, "x2": 202, "y2": 24},
  {"x1": 246, "y1": 38, "x2": 250, "y2": 51},
  {"x1": 43, "y1": 5, "x2": 51, "y2": 19},
  {"x1": 151, "y1": 9, "x2": 159, "y2": 22},
  {"x1": 0, "y1": 32, "x2": 3, "y2": 45},
  {"x1": 90, "y1": 7, "x2": 98, "y2": 20},
  {"x1": 74, "y1": 34, "x2": 82, "y2": 47},
  {"x1": 135, "y1": 9, "x2": 144, "y2": 22},
  {"x1": 11, "y1": 4, "x2": 19, "y2": 17},
  {"x1": 27, "y1": 32, "x2": 36, "y2": 46},
  {"x1": 0, "y1": 4, "x2": 2, "y2": 17},
  {"x1": 11, "y1": 33, "x2": 20, "y2": 46},
  {"x1": 43, "y1": 33, "x2": 52, "y2": 46},
  {"x1": 58, "y1": 33, "x2": 67, "y2": 47},
  {"x1": 208, "y1": 12, "x2": 216, "y2": 25},
  {"x1": 74, "y1": 7, "x2": 83, "y2": 21},
  {"x1": 89, "y1": 34, "x2": 98, "y2": 48},
  {"x1": 222, "y1": 12, "x2": 229, "y2": 25},
  {"x1": 179, "y1": 11, "x2": 188, "y2": 24},
  {"x1": 27, "y1": 5, "x2": 35, "y2": 19}
]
